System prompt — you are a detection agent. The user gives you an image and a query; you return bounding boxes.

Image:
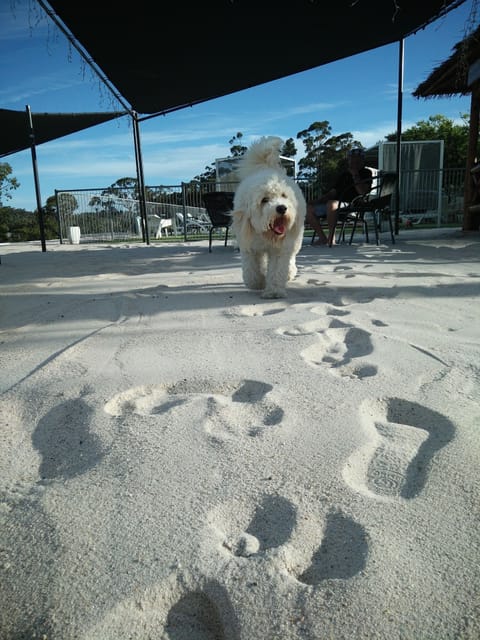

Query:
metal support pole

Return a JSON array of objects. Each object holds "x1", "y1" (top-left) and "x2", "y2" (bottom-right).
[
  {"x1": 395, "y1": 39, "x2": 404, "y2": 235},
  {"x1": 463, "y1": 85, "x2": 480, "y2": 230},
  {"x1": 26, "y1": 105, "x2": 47, "y2": 251},
  {"x1": 132, "y1": 111, "x2": 149, "y2": 244},
  {"x1": 54, "y1": 189, "x2": 63, "y2": 244}
]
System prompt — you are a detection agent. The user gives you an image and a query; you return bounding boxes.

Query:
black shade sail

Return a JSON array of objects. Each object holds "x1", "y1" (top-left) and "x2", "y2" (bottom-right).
[
  {"x1": 0, "y1": 108, "x2": 127, "y2": 158},
  {"x1": 42, "y1": 0, "x2": 466, "y2": 116}
]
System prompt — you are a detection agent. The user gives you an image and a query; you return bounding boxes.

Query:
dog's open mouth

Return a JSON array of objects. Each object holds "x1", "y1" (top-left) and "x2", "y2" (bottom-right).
[{"x1": 270, "y1": 217, "x2": 286, "y2": 235}]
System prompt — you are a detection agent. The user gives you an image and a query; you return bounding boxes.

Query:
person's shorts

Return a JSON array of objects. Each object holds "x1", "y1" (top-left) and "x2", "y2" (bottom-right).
[
  {"x1": 312, "y1": 201, "x2": 349, "y2": 218},
  {"x1": 312, "y1": 203, "x2": 327, "y2": 218}
]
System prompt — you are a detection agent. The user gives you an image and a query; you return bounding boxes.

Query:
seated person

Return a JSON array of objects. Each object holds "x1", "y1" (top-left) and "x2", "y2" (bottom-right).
[{"x1": 307, "y1": 148, "x2": 373, "y2": 245}]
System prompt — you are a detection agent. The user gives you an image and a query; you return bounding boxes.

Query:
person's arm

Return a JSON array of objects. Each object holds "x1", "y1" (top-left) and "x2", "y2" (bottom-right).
[
  {"x1": 310, "y1": 187, "x2": 336, "y2": 205},
  {"x1": 350, "y1": 169, "x2": 371, "y2": 196}
]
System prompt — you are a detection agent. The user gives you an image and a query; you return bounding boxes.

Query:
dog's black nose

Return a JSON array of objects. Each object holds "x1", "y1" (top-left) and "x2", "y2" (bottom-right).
[{"x1": 276, "y1": 205, "x2": 287, "y2": 215}]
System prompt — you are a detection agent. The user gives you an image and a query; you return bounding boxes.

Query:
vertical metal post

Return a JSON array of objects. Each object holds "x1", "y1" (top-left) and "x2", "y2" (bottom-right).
[
  {"x1": 437, "y1": 140, "x2": 445, "y2": 226},
  {"x1": 181, "y1": 183, "x2": 188, "y2": 242},
  {"x1": 54, "y1": 189, "x2": 63, "y2": 243},
  {"x1": 132, "y1": 111, "x2": 149, "y2": 244},
  {"x1": 395, "y1": 39, "x2": 404, "y2": 235},
  {"x1": 463, "y1": 85, "x2": 480, "y2": 230},
  {"x1": 26, "y1": 105, "x2": 47, "y2": 251}
]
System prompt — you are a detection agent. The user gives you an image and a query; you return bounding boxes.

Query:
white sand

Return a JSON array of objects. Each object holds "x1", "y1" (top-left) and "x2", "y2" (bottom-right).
[{"x1": 1, "y1": 229, "x2": 479, "y2": 639}]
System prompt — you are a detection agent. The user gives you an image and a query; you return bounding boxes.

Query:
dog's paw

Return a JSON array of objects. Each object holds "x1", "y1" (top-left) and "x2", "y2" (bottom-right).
[
  {"x1": 288, "y1": 267, "x2": 298, "y2": 281},
  {"x1": 261, "y1": 289, "x2": 286, "y2": 299}
]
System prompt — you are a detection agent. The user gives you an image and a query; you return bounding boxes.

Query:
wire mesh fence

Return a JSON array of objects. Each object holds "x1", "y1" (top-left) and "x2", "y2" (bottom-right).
[
  {"x1": 55, "y1": 169, "x2": 465, "y2": 245},
  {"x1": 55, "y1": 182, "x2": 240, "y2": 244}
]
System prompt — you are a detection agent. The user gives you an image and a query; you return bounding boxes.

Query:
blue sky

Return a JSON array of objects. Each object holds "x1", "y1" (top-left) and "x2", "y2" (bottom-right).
[{"x1": 1, "y1": 0, "x2": 477, "y2": 211}]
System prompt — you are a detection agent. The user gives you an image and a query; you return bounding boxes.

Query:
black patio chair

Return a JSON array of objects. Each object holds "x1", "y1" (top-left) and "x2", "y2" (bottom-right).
[
  {"x1": 334, "y1": 171, "x2": 397, "y2": 246},
  {"x1": 202, "y1": 191, "x2": 235, "y2": 252}
]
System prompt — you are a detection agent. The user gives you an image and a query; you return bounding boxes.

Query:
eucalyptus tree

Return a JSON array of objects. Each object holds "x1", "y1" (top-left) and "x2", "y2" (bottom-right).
[
  {"x1": 0, "y1": 162, "x2": 20, "y2": 206},
  {"x1": 296, "y1": 122, "x2": 363, "y2": 193},
  {"x1": 386, "y1": 114, "x2": 469, "y2": 169}
]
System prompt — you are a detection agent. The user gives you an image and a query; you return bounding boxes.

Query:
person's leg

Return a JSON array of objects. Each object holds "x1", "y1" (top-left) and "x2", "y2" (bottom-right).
[
  {"x1": 306, "y1": 204, "x2": 328, "y2": 245},
  {"x1": 326, "y1": 200, "x2": 340, "y2": 246}
]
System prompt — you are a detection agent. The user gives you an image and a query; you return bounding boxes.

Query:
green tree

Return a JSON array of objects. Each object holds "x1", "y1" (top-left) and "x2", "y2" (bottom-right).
[
  {"x1": 104, "y1": 177, "x2": 139, "y2": 199},
  {"x1": 385, "y1": 114, "x2": 470, "y2": 168},
  {"x1": 296, "y1": 122, "x2": 363, "y2": 193},
  {"x1": 0, "y1": 206, "x2": 59, "y2": 242},
  {"x1": 193, "y1": 133, "x2": 298, "y2": 185},
  {"x1": 228, "y1": 132, "x2": 248, "y2": 157},
  {"x1": 54, "y1": 192, "x2": 79, "y2": 238},
  {"x1": 0, "y1": 162, "x2": 20, "y2": 206},
  {"x1": 42, "y1": 195, "x2": 60, "y2": 239},
  {"x1": 193, "y1": 163, "x2": 216, "y2": 183},
  {"x1": 193, "y1": 132, "x2": 249, "y2": 183},
  {"x1": 86, "y1": 180, "x2": 138, "y2": 222},
  {"x1": 281, "y1": 138, "x2": 297, "y2": 158},
  {"x1": 57, "y1": 192, "x2": 78, "y2": 216},
  {"x1": 94, "y1": 178, "x2": 158, "y2": 204}
]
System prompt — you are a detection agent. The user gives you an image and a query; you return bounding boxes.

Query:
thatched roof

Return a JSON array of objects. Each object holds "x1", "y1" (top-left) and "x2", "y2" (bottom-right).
[{"x1": 413, "y1": 25, "x2": 480, "y2": 98}]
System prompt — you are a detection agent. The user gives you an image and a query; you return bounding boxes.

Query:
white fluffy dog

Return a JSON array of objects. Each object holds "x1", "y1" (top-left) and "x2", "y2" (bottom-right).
[{"x1": 231, "y1": 136, "x2": 306, "y2": 298}]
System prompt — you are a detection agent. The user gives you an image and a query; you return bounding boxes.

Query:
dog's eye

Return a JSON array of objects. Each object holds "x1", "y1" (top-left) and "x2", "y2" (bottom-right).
[
  {"x1": 261, "y1": 197, "x2": 270, "y2": 204},
  {"x1": 281, "y1": 193, "x2": 287, "y2": 198}
]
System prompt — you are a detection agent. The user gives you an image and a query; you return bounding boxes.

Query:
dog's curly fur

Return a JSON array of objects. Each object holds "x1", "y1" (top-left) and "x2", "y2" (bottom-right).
[{"x1": 232, "y1": 136, "x2": 306, "y2": 298}]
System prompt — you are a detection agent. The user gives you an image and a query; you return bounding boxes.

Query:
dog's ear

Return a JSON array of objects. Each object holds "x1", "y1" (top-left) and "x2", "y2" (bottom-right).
[
  {"x1": 232, "y1": 209, "x2": 255, "y2": 244},
  {"x1": 232, "y1": 209, "x2": 248, "y2": 232}
]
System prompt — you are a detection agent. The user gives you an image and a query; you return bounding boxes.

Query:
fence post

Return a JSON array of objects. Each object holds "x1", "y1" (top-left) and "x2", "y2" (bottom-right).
[{"x1": 181, "y1": 183, "x2": 188, "y2": 241}]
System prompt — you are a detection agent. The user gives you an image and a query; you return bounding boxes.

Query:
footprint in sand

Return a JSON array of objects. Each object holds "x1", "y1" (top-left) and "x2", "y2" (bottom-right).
[
  {"x1": 227, "y1": 494, "x2": 297, "y2": 557},
  {"x1": 294, "y1": 509, "x2": 368, "y2": 584},
  {"x1": 343, "y1": 397, "x2": 455, "y2": 500},
  {"x1": 327, "y1": 308, "x2": 350, "y2": 317},
  {"x1": 371, "y1": 319, "x2": 388, "y2": 327},
  {"x1": 279, "y1": 316, "x2": 377, "y2": 379},
  {"x1": 333, "y1": 265, "x2": 355, "y2": 279},
  {"x1": 33, "y1": 395, "x2": 105, "y2": 480},
  {"x1": 204, "y1": 380, "x2": 284, "y2": 440},
  {"x1": 165, "y1": 583, "x2": 240, "y2": 640},
  {"x1": 305, "y1": 320, "x2": 378, "y2": 378},
  {"x1": 208, "y1": 495, "x2": 368, "y2": 585},
  {"x1": 84, "y1": 575, "x2": 241, "y2": 640},
  {"x1": 225, "y1": 303, "x2": 287, "y2": 318},
  {"x1": 95, "y1": 498, "x2": 368, "y2": 635},
  {"x1": 104, "y1": 379, "x2": 284, "y2": 441},
  {"x1": 123, "y1": 500, "x2": 368, "y2": 636}
]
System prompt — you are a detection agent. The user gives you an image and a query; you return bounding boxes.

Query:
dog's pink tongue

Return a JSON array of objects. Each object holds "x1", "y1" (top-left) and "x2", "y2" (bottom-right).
[{"x1": 273, "y1": 222, "x2": 285, "y2": 235}]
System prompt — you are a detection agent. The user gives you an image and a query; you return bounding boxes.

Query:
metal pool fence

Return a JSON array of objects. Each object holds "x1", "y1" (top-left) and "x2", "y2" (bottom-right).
[{"x1": 55, "y1": 169, "x2": 465, "y2": 245}]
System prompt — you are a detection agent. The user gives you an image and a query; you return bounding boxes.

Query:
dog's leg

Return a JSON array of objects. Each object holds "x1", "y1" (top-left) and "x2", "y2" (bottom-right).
[
  {"x1": 288, "y1": 256, "x2": 297, "y2": 281},
  {"x1": 242, "y1": 251, "x2": 267, "y2": 290},
  {"x1": 262, "y1": 253, "x2": 291, "y2": 299}
]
